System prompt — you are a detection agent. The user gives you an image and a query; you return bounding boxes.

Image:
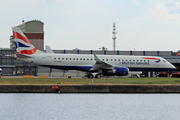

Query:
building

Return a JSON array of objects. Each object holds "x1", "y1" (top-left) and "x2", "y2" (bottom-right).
[{"x1": 10, "y1": 20, "x2": 44, "y2": 50}]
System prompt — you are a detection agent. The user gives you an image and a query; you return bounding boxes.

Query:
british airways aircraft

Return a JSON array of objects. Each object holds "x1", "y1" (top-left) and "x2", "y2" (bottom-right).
[{"x1": 12, "y1": 27, "x2": 176, "y2": 78}]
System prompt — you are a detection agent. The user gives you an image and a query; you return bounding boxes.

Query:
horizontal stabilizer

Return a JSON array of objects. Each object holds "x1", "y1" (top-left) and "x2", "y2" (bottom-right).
[{"x1": 16, "y1": 54, "x2": 31, "y2": 58}]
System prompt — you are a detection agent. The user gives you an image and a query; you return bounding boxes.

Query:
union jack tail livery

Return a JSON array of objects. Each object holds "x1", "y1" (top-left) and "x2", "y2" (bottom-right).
[{"x1": 12, "y1": 27, "x2": 44, "y2": 55}]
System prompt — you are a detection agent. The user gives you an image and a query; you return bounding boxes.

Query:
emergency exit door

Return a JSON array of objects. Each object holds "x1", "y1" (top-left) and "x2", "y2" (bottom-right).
[{"x1": 47, "y1": 56, "x2": 52, "y2": 64}]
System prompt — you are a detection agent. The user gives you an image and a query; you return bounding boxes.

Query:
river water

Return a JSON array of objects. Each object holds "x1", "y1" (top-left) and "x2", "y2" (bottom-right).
[{"x1": 0, "y1": 94, "x2": 180, "y2": 120}]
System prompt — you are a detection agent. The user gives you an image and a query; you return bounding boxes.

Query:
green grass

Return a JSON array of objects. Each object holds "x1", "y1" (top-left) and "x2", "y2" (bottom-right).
[{"x1": 0, "y1": 77, "x2": 180, "y2": 85}]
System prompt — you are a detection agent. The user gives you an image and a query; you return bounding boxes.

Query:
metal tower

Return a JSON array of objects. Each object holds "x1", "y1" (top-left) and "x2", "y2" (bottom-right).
[{"x1": 112, "y1": 23, "x2": 117, "y2": 51}]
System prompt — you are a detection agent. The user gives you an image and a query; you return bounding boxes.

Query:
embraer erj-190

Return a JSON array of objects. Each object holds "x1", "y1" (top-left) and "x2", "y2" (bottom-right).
[{"x1": 12, "y1": 27, "x2": 176, "y2": 78}]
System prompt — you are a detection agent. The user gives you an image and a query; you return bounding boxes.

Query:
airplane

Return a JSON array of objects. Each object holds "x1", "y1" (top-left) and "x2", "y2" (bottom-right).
[{"x1": 11, "y1": 27, "x2": 176, "y2": 78}]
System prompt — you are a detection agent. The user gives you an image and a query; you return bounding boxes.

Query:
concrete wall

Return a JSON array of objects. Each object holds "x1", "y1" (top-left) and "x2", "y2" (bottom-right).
[{"x1": 1, "y1": 85, "x2": 180, "y2": 93}]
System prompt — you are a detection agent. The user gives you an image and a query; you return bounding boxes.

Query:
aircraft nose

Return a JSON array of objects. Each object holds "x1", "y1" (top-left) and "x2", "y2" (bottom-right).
[{"x1": 170, "y1": 64, "x2": 176, "y2": 70}]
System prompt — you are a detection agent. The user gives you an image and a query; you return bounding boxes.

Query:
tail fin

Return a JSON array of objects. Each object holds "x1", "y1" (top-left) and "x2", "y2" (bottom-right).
[{"x1": 12, "y1": 27, "x2": 43, "y2": 55}]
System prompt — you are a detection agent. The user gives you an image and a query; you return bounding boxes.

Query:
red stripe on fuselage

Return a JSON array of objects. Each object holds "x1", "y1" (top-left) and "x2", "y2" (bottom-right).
[
  {"x1": 17, "y1": 48, "x2": 37, "y2": 55},
  {"x1": 13, "y1": 31, "x2": 32, "y2": 45},
  {"x1": 143, "y1": 57, "x2": 160, "y2": 60}
]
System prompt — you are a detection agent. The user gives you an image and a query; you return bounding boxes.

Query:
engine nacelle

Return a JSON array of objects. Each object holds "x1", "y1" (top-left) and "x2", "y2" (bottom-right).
[
  {"x1": 113, "y1": 67, "x2": 129, "y2": 76},
  {"x1": 102, "y1": 67, "x2": 129, "y2": 76}
]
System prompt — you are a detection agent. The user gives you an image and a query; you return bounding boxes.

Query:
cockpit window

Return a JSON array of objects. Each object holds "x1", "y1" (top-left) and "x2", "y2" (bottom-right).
[{"x1": 163, "y1": 59, "x2": 166, "y2": 62}]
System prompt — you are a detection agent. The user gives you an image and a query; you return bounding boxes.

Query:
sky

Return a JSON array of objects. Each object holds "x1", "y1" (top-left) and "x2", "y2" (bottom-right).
[{"x1": 1, "y1": 0, "x2": 180, "y2": 51}]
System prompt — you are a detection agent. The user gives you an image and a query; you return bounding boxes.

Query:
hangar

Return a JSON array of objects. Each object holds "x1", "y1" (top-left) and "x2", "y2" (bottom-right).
[{"x1": 1, "y1": 20, "x2": 179, "y2": 77}]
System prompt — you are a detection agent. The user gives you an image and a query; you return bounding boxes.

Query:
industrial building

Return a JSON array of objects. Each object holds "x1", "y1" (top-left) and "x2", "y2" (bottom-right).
[
  {"x1": 1, "y1": 20, "x2": 180, "y2": 77},
  {"x1": 10, "y1": 20, "x2": 44, "y2": 50}
]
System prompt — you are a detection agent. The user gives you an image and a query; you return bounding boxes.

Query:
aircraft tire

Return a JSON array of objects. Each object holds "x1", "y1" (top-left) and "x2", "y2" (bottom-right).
[
  {"x1": 95, "y1": 74, "x2": 101, "y2": 79},
  {"x1": 88, "y1": 74, "x2": 93, "y2": 79}
]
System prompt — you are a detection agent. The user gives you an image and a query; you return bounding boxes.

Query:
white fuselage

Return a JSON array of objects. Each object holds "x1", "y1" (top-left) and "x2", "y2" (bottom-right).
[{"x1": 18, "y1": 53, "x2": 176, "y2": 72}]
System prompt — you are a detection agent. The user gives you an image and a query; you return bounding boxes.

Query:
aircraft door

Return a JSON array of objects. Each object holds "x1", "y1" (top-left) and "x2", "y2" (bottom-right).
[{"x1": 47, "y1": 56, "x2": 52, "y2": 64}]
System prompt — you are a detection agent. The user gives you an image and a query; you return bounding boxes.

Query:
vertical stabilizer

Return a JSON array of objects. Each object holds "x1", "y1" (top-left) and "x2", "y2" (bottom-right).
[{"x1": 12, "y1": 27, "x2": 44, "y2": 55}]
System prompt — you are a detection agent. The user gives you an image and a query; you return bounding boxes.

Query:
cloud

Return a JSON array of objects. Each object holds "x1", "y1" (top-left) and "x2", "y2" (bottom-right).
[
  {"x1": 28, "y1": 0, "x2": 64, "y2": 3},
  {"x1": 147, "y1": 0, "x2": 180, "y2": 20},
  {"x1": 131, "y1": 0, "x2": 139, "y2": 5},
  {"x1": 175, "y1": 2, "x2": 180, "y2": 8}
]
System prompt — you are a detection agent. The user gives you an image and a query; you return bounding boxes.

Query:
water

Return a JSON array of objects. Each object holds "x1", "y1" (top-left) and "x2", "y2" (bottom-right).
[{"x1": 0, "y1": 94, "x2": 180, "y2": 120}]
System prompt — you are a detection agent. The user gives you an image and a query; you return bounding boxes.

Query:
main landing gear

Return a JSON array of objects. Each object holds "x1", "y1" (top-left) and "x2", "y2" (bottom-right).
[{"x1": 87, "y1": 73, "x2": 102, "y2": 79}]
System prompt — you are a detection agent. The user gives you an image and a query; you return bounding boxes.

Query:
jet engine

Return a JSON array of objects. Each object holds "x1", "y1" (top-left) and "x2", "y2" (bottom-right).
[
  {"x1": 115, "y1": 67, "x2": 129, "y2": 75},
  {"x1": 106, "y1": 67, "x2": 129, "y2": 76}
]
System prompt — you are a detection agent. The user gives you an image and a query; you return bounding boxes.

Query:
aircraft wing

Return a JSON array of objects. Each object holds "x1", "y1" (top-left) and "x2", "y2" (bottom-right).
[{"x1": 89, "y1": 53, "x2": 114, "y2": 71}]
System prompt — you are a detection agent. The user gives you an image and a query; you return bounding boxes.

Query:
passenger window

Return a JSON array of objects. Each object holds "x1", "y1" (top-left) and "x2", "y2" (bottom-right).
[
  {"x1": 70, "y1": 58, "x2": 71, "y2": 60},
  {"x1": 77, "y1": 58, "x2": 78, "y2": 60},
  {"x1": 111, "y1": 59, "x2": 113, "y2": 61},
  {"x1": 118, "y1": 59, "x2": 120, "y2": 61},
  {"x1": 122, "y1": 59, "x2": 124, "y2": 61},
  {"x1": 91, "y1": 59, "x2": 93, "y2": 61},
  {"x1": 106, "y1": 59, "x2": 108, "y2": 61},
  {"x1": 66, "y1": 58, "x2": 68, "y2": 60},
  {"x1": 83, "y1": 58, "x2": 85, "y2": 60},
  {"x1": 73, "y1": 58, "x2": 75, "y2": 60},
  {"x1": 54, "y1": 58, "x2": 56, "y2": 60},
  {"x1": 58, "y1": 58, "x2": 60, "y2": 60},
  {"x1": 80, "y1": 58, "x2": 82, "y2": 60},
  {"x1": 87, "y1": 59, "x2": 89, "y2": 60},
  {"x1": 62, "y1": 58, "x2": 64, "y2": 60},
  {"x1": 115, "y1": 59, "x2": 116, "y2": 61}
]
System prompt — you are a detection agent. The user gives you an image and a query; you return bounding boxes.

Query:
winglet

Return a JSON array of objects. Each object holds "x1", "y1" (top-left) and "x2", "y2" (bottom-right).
[
  {"x1": 93, "y1": 53, "x2": 101, "y2": 62},
  {"x1": 91, "y1": 53, "x2": 113, "y2": 70}
]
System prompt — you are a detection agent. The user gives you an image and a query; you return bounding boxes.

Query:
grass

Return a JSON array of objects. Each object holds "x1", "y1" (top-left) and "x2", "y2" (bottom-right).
[{"x1": 0, "y1": 77, "x2": 180, "y2": 85}]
